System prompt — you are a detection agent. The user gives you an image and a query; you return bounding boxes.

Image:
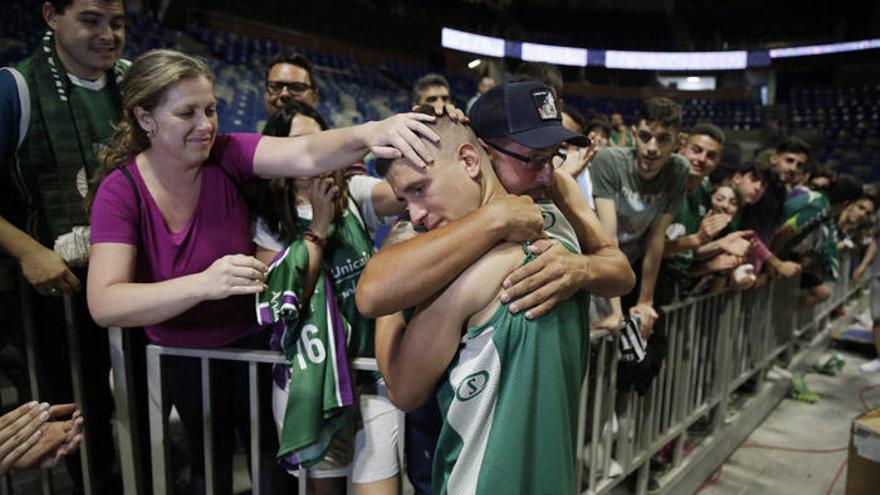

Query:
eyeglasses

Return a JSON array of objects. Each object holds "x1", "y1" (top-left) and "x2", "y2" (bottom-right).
[
  {"x1": 423, "y1": 94, "x2": 450, "y2": 104},
  {"x1": 485, "y1": 141, "x2": 566, "y2": 171},
  {"x1": 267, "y1": 81, "x2": 314, "y2": 95}
]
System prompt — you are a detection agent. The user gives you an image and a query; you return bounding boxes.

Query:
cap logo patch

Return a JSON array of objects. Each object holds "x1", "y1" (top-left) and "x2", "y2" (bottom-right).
[{"x1": 531, "y1": 89, "x2": 559, "y2": 121}]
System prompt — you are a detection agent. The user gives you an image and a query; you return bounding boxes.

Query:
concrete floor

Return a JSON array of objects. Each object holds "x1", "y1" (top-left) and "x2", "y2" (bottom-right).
[{"x1": 697, "y1": 345, "x2": 880, "y2": 495}]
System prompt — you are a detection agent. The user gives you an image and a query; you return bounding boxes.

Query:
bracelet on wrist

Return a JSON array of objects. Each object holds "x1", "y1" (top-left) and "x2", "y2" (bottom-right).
[{"x1": 303, "y1": 230, "x2": 327, "y2": 248}]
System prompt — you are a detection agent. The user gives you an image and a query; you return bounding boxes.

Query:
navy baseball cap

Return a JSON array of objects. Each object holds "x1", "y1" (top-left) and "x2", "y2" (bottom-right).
[{"x1": 469, "y1": 80, "x2": 590, "y2": 149}]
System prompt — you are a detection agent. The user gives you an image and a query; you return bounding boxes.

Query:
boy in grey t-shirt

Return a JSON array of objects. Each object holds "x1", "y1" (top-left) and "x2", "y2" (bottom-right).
[{"x1": 591, "y1": 97, "x2": 688, "y2": 336}]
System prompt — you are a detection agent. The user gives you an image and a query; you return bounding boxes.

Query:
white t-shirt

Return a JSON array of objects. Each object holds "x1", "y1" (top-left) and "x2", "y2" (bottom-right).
[
  {"x1": 253, "y1": 175, "x2": 393, "y2": 251},
  {"x1": 576, "y1": 169, "x2": 596, "y2": 211}
]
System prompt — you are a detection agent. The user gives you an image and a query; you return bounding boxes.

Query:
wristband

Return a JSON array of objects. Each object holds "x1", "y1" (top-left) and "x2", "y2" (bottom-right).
[{"x1": 303, "y1": 230, "x2": 327, "y2": 248}]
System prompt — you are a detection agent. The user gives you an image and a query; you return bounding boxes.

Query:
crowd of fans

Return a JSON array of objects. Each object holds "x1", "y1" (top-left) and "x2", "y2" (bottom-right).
[{"x1": 1, "y1": 1, "x2": 878, "y2": 494}]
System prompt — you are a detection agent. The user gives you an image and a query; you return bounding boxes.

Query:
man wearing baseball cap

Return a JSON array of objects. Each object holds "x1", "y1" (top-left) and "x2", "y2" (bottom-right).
[
  {"x1": 359, "y1": 80, "x2": 632, "y2": 319},
  {"x1": 357, "y1": 81, "x2": 633, "y2": 494}
]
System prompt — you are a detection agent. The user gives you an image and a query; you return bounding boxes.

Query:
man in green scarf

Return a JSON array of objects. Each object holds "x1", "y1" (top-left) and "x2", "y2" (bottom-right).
[{"x1": 0, "y1": 1, "x2": 126, "y2": 492}]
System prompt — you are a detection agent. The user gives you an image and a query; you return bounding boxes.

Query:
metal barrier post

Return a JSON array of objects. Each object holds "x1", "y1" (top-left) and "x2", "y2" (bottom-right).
[
  {"x1": 201, "y1": 358, "x2": 215, "y2": 494},
  {"x1": 147, "y1": 347, "x2": 170, "y2": 495},
  {"x1": 576, "y1": 332, "x2": 596, "y2": 492},
  {"x1": 248, "y1": 362, "x2": 262, "y2": 495},
  {"x1": 582, "y1": 331, "x2": 613, "y2": 492},
  {"x1": 602, "y1": 334, "x2": 620, "y2": 483},
  {"x1": 62, "y1": 295, "x2": 94, "y2": 494},
  {"x1": 672, "y1": 302, "x2": 697, "y2": 468},
  {"x1": 15, "y1": 272, "x2": 53, "y2": 495},
  {"x1": 108, "y1": 327, "x2": 146, "y2": 495},
  {"x1": 660, "y1": 312, "x2": 676, "y2": 435},
  {"x1": 711, "y1": 292, "x2": 737, "y2": 432}
]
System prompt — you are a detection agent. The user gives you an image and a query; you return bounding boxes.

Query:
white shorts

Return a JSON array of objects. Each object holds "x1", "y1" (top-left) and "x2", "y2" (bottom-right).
[
  {"x1": 272, "y1": 380, "x2": 403, "y2": 483},
  {"x1": 351, "y1": 383, "x2": 404, "y2": 483}
]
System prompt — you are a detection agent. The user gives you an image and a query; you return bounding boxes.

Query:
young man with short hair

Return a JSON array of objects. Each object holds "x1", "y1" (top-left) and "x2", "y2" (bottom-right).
[
  {"x1": 668, "y1": 124, "x2": 727, "y2": 243},
  {"x1": 771, "y1": 136, "x2": 811, "y2": 188},
  {"x1": 662, "y1": 123, "x2": 731, "y2": 294},
  {"x1": 374, "y1": 114, "x2": 588, "y2": 495},
  {"x1": 591, "y1": 97, "x2": 689, "y2": 336},
  {"x1": 413, "y1": 73, "x2": 451, "y2": 113}
]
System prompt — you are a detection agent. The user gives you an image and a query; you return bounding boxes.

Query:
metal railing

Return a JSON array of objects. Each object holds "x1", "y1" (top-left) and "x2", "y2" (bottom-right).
[
  {"x1": 116, "y1": 340, "x2": 385, "y2": 495},
  {"x1": 576, "y1": 249, "x2": 868, "y2": 495},
  {"x1": 1, "y1": 248, "x2": 870, "y2": 495},
  {"x1": 794, "y1": 250, "x2": 856, "y2": 338}
]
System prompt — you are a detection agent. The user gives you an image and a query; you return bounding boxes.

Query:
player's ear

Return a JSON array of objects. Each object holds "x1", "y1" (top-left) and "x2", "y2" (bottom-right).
[{"x1": 458, "y1": 143, "x2": 483, "y2": 180}]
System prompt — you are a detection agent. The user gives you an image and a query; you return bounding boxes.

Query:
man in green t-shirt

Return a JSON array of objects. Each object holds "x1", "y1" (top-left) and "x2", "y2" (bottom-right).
[
  {"x1": 0, "y1": 1, "x2": 126, "y2": 491},
  {"x1": 662, "y1": 123, "x2": 733, "y2": 294}
]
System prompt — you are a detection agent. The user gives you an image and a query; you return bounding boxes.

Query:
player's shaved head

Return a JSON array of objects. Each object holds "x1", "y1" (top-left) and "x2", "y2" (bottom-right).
[
  {"x1": 375, "y1": 107, "x2": 506, "y2": 231},
  {"x1": 375, "y1": 106, "x2": 490, "y2": 176}
]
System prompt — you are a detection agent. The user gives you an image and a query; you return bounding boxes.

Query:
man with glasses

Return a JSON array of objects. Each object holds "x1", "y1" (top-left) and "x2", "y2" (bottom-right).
[
  {"x1": 359, "y1": 81, "x2": 633, "y2": 318},
  {"x1": 264, "y1": 52, "x2": 318, "y2": 117},
  {"x1": 413, "y1": 73, "x2": 451, "y2": 113},
  {"x1": 591, "y1": 97, "x2": 688, "y2": 394},
  {"x1": 357, "y1": 81, "x2": 634, "y2": 495}
]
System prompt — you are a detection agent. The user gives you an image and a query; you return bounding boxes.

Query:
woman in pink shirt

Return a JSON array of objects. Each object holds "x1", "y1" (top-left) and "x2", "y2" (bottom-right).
[{"x1": 86, "y1": 49, "x2": 437, "y2": 494}]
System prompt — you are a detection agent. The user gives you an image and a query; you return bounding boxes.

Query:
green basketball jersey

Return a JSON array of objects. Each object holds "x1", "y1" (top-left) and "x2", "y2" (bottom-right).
[
  {"x1": 256, "y1": 198, "x2": 376, "y2": 468},
  {"x1": 665, "y1": 178, "x2": 711, "y2": 270},
  {"x1": 537, "y1": 199, "x2": 580, "y2": 253},
  {"x1": 258, "y1": 244, "x2": 355, "y2": 469},
  {"x1": 432, "y1": 245, "x2": 589, "y2": 495}
]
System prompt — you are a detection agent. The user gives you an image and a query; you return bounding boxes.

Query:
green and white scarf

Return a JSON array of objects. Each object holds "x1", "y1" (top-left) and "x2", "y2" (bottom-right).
[{"x1": 12, "y1": 30, "x2": 126, "y2": 244}]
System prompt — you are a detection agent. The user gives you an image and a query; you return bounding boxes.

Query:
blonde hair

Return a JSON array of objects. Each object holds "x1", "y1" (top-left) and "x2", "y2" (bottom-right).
[{"x1": 86, "y1": 49, "x2": 214, "y2": 211}]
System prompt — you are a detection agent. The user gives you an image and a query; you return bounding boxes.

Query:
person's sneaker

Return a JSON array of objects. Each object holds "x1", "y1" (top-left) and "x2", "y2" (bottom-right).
[{"x1": 860, "y1": 358, "x2": 880, "y2": 373}]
